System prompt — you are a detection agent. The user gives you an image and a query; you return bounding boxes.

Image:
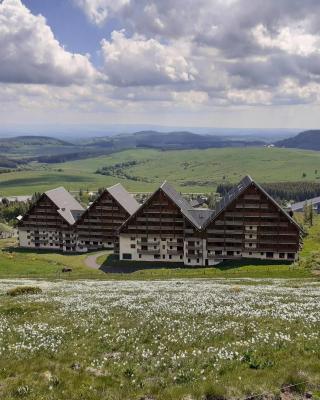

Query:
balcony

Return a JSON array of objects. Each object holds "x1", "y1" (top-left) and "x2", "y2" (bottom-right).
[
  {"x1": 137, "y1": 249, "x2": 160, "y2": 255},
  {"x1": 137, "y1": 240, "x2": 160, "y2": 245}
]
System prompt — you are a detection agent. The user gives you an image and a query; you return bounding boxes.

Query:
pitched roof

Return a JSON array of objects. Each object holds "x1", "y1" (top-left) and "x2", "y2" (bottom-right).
[
  {"x1": 203, "y1": 175, "x2": 301, "y2": 230},
  {"x1": 45, "y1": 187, "x2": 84, "y2": 225},
  {"x1": 291, "y1": 196, "x2": 320, "y2": 212},
  {"x1": 107, "y1": 183, "x2": 140, "y2": 215},
  {"x1": 160, "y1": 181, "x2": 206, "y2": 229}
]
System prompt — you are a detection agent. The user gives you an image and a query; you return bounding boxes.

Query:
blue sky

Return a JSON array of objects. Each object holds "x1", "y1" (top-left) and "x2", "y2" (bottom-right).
[
  {"x1": 23, "y1": 0, "x2": 119, "y2": 64},
  {"x1": 0, "y1": 0, "x2": 320, "y2": 132}
]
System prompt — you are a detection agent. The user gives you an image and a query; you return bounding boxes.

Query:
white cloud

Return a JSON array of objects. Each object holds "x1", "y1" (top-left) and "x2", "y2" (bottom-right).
[
  {"x1": 73, "y1": 0, "x2": 129, "y2": 25},
  {"x1": 253, "y1": 24, "x2": 320, "y2": 56},
  {"x1": 101, "y1": 30, "x2": 197, "y2": 86},
  {"x1": 0, "y1": 0, "x2": 97, "y2": 85}
]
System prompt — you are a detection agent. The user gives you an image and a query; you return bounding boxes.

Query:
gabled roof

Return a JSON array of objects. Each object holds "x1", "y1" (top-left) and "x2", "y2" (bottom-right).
[
  {"x1": 119, "y1": 181, "x2": 210, "y2": 232},
  {"x1": 107, "y1": 183, "x2": 139, "y2": 215},
  {"x1": 291, "y1": 196, "x2": 320, "y2": 212},
  {"x1": 45, "y1": 187, "x2": 84, "y2": 225},
  {"x1": 203, "y1": 175, "x2": 302, "y2": 231},
  {"x1": 75, "y1": 183, "x2": 139, "y2": 226}
]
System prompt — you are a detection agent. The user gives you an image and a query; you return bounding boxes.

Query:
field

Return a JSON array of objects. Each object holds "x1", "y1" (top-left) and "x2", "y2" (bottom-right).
[
  {"x1": 0, "y1": 279, "x2": 320, "y2": 399},
  {"x1": 1, "y1": 147, "x2": 320, "y2": 195},
  {"x1": 0, "y1": 217, "x2": 319, "y2": 398}
]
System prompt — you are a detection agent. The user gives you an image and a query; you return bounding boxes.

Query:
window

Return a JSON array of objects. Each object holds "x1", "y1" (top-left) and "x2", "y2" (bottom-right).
[
  {"x1": 154, "y1": 254, "x2": 161, "y2": 259},
  {"x1": 162, "y1": 245, "x2": 165, "y2": 250},
  {"x1": 249, "y1": 252, "x2": 252, "y2": 255},
  {"x1": 227, "y1": 251, "x2": 234, "y2": 256},
  {"x1": 170, "y1": 246, "x2": 173, "y2": 249},
  {"x1": 154, "y1": 238, "x2": 157, "y2": 241},
  {"x1": 130, "y1": 237, "x2": 135, "y2": 241},
  {"x1": 161, "y1": 238, "x2": 166, "y2": 241},
  {"x1": 130, "y1": 244, "x2": 136, "y2": 249},
  {"x1": 197, "y1": 258, "x2": 200, "y2": 263},
  {"x1": 279, "y1": 253, "x2": 285, "y2": 259},
  {"x1": 287, "y1": 253, "x2": 295, "y2": 259},
  {"x1": 162, "y1": 255, "x2": 165, "y2": 259},
  {"x1": 180, "y1": 255, "x2": 183, "y2": 260},
  {"x1": 169, "y1": 255, "x2": 172, "y2": 260},
  {"x1": 249, "y1": 243, "x2": 252, "y2": 247},
  {"x1": 266, "y1": 252, "x2": 274, "y2": 259},
  {"x1": 249, "y1": 234, "x2": 252, "y2": 238},
  {"x1": 122, "y1": 253, "x2": 132, "y2": 260},
  {"x1": 139, "y1": 254, "x2": 142, "y2": 259},
  {"x1": 154, "y1": 246, "x2": 157, "y2": 249},
  {"x1": 260, "y1": 252, "x2": 264, "y2": 256}
]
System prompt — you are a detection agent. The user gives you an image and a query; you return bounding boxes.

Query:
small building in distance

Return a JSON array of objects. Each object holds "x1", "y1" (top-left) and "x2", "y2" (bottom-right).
[
  {"x1": 75, "y1": 183, "x2": 140, "y2": 252},
  {"x1": 119, "y1": 176, "x2": 302, "y2": 265},
  {"x1": 18, "y1": 187, "x2": 84, "y2": 252},
  {"x1": 290, "y1": 196, "x2": 320, "y2": 214}
]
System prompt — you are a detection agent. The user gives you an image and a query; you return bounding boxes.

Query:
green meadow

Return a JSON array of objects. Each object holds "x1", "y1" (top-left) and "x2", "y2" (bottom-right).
[{"x1": 1, "y1": 147, "x2": 320, "y2": 195}]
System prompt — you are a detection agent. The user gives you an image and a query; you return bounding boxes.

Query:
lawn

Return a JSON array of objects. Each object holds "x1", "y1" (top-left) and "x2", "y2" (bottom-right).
[
  {"x1": 1, "y1": 147, "x2": 320, "y2": 195},
  {"x1": 0, "y1": 278, "x2": 319, "y2": 399},
  {"x1": 0, "y1": 212, "x2": 320, "y2": 280}
]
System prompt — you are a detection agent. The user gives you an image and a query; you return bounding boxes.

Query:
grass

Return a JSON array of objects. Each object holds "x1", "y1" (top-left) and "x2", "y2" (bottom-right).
[
  {"x1": 0, "y1": 238, "x2": 105, "y2": 280},
  {"x1": 0, "y1": 279, "x2": 319, "y2": 399},
  {"x1": 1, "y1": 213, "x2": 320, "y2": 281},
  {"x1": 1, "y1": 146, "x2": 320, "y2": 195}
]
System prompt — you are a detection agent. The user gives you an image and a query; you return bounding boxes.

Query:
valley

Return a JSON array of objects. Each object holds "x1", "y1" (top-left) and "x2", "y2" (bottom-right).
[{"x1": 1, "y1": 147, "x2": 320, "y2": 196}]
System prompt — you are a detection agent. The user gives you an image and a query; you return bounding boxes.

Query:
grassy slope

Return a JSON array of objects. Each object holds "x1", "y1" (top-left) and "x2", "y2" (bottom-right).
[
  {"x1": 1, "y1": 147, "x2": 320, "y2": 195},
  {"x1": 0, "y1": 213, "x2": 319, "y2": 280}
]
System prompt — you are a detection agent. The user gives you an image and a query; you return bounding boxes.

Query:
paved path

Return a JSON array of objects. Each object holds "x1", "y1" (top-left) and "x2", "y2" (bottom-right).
[{"x1": 84, "y1": 251, "x2": 109, "y2": 269}]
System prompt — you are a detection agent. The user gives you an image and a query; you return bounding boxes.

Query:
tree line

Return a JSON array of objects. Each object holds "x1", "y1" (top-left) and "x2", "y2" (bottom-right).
[{"x1": 216, "y1": 181, "x2": 320, "y2": 202}]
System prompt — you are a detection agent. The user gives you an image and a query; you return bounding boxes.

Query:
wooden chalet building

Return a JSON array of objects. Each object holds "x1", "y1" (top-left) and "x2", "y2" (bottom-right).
[
  {"x1": 119, "y1": 176, "x2": 302, "y2": 265},
  {"x1": 18, "y1": 187, "x2": 84, "y2": 252},
  {"x1": 75, "y1": 183, "x2": 140, "y2": 252}
]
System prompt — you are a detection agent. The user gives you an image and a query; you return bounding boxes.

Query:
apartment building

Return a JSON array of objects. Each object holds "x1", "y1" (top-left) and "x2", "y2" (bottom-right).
[
  {"x1": 18, "y1": 187, "x2": 84, "y2": 252},
  {"x1": 119, "y1": 176, "x2": 302, "y2": 265},
  {"x1": 75, "y1": 183, "x2": 139, "y2": 252}
]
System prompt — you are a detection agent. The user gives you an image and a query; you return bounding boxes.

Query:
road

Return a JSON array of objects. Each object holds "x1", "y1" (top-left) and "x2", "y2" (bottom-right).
[{"x1": 84, "y1": 251, "x2": 109, "y2": 269}]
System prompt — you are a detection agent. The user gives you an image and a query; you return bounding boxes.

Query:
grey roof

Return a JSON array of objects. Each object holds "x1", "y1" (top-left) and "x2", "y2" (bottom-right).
[
  {"x1": 210, "y1": 175, "x2": 253, "y2": 218},
  {"x1": 45, "y1": 187, "x2": 84, "y2": 225},
  {"x1": 291, "y1": 196, "x2": 320, "y2": 211},
  {"x1": 190, "y1": 198, "x2": 207, "y2": 208},
  {"x1": 203, "y1": 175, "x2": 301, "y2": 230},
  {"x1": 160, "y1": 182, "x2": 209, "y2": 229},
  {"x1": 187, "y1": 208, "x2": 215, "y2": 227},
  {"x1": 107, "y1": 183, "x2": 140, "y2": 215}
]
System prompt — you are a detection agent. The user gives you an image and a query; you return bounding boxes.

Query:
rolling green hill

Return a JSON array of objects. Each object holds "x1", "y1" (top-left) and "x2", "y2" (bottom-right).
[
  {"x1": 0, "y1": 147, "x2": 320, "y2": 196},
  {"x1": 276, "y1": 130, "x2": 320, "y2": 150}
]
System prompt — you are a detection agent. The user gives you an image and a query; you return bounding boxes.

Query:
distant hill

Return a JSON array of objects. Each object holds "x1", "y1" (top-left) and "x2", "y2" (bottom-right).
[
  {"x1": 0, "y1": 131, "x2": 265, "y2": 167},
  {"x1": 84, "y1": 130, "x2": 264, "y2": 151},
  {"x1": 275, "y1": 130, "x2": 320, "y2": 150}
]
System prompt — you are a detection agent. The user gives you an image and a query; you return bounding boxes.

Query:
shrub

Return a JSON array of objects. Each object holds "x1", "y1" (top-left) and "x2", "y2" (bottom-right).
[{"x1": 6, "y1": 286, "x2": 42, "y2": 297}]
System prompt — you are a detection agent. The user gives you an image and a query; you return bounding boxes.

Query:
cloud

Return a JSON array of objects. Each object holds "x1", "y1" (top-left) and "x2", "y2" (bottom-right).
[
  {"x1": 73, "y1": 0, "x2": 129, "y2": 25},
  {"x1": 0, "y1": 0, "x2": 97, "y2": 85},
  {"x1": 101, "y1": 30, "x2": 197, "y2": 86}
]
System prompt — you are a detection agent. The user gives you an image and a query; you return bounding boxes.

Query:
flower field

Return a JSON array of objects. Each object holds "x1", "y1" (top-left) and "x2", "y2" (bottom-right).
[{"x1": 0, "y1": 278, "x2": 320, "y2": 399}]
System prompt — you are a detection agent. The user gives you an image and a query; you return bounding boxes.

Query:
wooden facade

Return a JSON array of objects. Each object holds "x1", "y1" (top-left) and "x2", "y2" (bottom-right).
[
  {"x1": 119, "y1": 177, "x2": 302, "y2": 265},
  {"x1": 18, "y1": 177, "x2": 302, "y2": 262},
  {"x1": 119, "y1": 186, "x2": 185, "y2": 262},
  {"x1": 18, "y1": 191, "x2": 81, "y2": 252},
  {"x1": 203, "y1": 180, "x2": 301, "y2": 263},
  {"x1": 75, "y1": 186, "x2": 137, "y2": 252}
]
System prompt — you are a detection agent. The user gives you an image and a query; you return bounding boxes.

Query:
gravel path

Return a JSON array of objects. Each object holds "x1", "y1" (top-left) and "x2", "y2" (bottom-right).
[{"x1": 84, "y1": 251, "x2": 109, "y2": 269}]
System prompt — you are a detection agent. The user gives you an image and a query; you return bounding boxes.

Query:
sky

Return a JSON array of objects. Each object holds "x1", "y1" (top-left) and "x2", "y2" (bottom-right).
[{"x1": 1, "y1": 0, "x2": 320, "y2": 131}]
